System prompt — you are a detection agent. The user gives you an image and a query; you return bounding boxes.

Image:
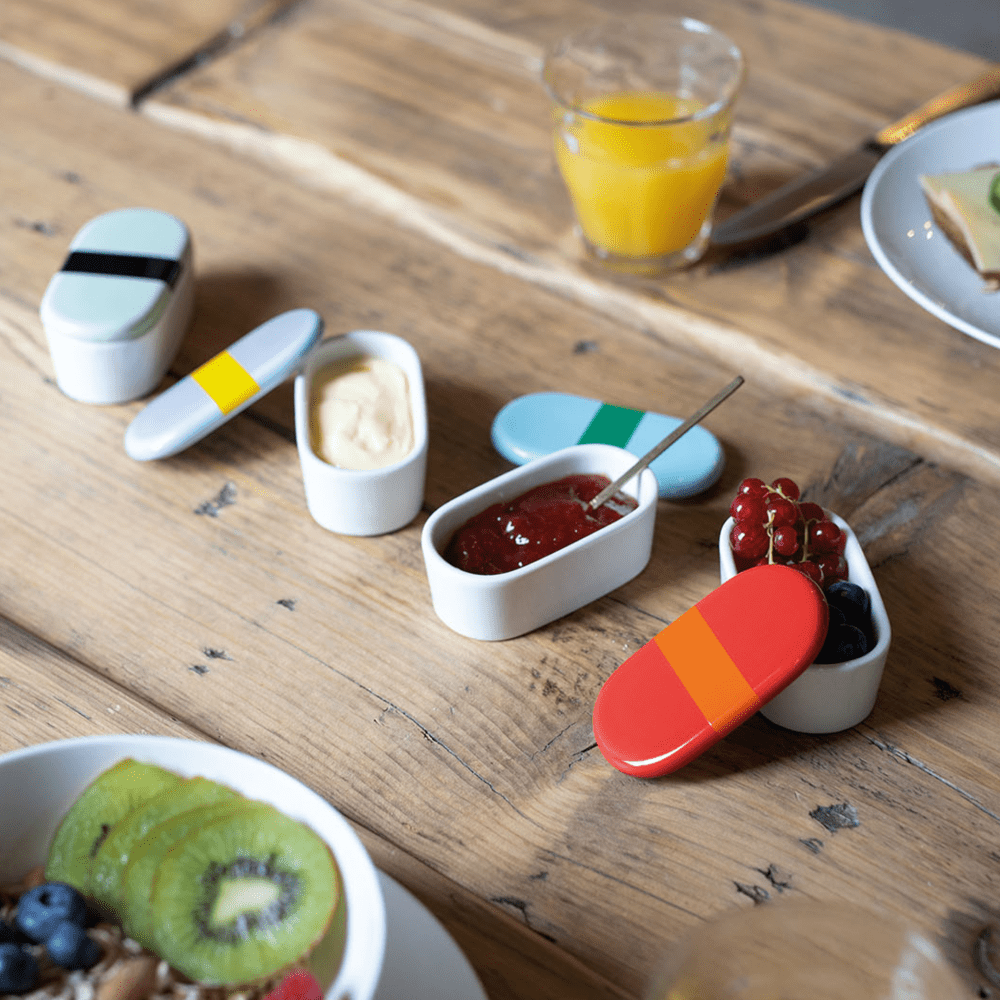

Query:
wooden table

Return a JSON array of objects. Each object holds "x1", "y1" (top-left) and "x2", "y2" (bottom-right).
[{"x1": 2, "y1": 0, "x2": 999, "y2": 996}]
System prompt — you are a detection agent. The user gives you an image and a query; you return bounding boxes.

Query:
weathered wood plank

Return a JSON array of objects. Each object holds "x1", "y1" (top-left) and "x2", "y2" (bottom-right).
[
  {"x1": 0, "y1": 0, "x2": 297, "y2": 106},
  {"x1": 0, "y1": 625, "x2": 621, "y2": 1000},
  {"x1": 0, "y1": 619, "x2": 197, "y2": 746},
  {"x1": 2, "y1": 58, "x2": 1000, "y2": 996},
  {"x1": 138, "y1": 0, "x2": 1000, "y2": 486}
]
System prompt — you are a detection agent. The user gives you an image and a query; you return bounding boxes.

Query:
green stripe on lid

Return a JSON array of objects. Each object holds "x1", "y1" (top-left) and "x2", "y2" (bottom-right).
[{"x1": 577, "y1": 403, "x2": 644, "y2": 447}]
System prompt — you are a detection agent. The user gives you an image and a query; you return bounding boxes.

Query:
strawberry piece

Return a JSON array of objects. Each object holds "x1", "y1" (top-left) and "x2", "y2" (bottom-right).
[{"x1": 264, "y1": 970, "x2": 324, "y2": 1000}]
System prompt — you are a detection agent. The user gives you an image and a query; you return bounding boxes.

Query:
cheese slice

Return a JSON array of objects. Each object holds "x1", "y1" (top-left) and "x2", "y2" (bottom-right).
[{"x1": 919, "y1": 166, "x2": 1000, "y2": 279}]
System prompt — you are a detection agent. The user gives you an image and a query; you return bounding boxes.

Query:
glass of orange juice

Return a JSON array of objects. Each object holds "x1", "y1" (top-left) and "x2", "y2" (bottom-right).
[{"x1": 543, "y1": 16, "x2": 744, "y2": 274}]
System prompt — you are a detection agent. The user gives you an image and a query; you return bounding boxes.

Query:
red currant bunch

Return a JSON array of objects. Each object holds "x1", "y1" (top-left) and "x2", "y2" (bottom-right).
[{"x1": 729, "y1": 477, "x2": 849, "y2": 587}]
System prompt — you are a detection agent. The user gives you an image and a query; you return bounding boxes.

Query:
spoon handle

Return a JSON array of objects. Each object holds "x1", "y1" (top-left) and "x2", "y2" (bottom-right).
[{"x1": 588, "y1": 376, "x2": 744, "y2": 510}]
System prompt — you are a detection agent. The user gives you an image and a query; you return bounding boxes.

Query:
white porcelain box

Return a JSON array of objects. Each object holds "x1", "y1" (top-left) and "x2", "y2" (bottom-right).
[
  {"x1": 40, "y1": 208, "x2": 194, "y2": 405},
  {"x1": 719, "y1": 512, "x2": 891, "y2": 733},
  {"x1": 294, "y1": 331, "x2": 428, "y2": 536},
  {"x1": 422, "y1": 444, "x2": 658, "y2": 641}
]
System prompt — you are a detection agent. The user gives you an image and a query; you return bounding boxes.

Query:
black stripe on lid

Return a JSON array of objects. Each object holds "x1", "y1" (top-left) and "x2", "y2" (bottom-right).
[{"x1": 61, "y1": 251, "x2": 182, "y2": 288}]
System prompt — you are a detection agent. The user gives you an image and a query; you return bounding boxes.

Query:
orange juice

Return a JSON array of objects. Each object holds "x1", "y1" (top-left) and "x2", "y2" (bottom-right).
[{"x1": 554, "y1": 91, "x2": 731, "y2": 262}]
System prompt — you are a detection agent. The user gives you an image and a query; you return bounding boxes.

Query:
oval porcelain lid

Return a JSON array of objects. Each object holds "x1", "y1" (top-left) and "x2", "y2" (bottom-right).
[
  {"x1": 124, "y1": 309, "x2": 324, "y2": 461},
  {"x1": 40, "y1": 208, "x2": 190, "y2": 343},
  {"x1": 593, "y1": 564, "x2": 828, "y2": 776},
  {"x1": 492, "y1": 392, "x2": 725, "y2": 499}
]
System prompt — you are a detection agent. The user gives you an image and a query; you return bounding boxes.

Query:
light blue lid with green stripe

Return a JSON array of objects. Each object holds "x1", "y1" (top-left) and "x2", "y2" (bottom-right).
[{"x1": 491, "y1": 392, "x2": 724, "y2": 499}]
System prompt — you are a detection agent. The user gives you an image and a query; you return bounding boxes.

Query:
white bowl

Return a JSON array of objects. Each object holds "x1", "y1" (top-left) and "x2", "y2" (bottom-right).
[
  {"x1": 422, "y1": 444, "x2": 658, "y2": 641},
  {"x1": 294, "y1": 332, "x2": 428, "y2": 536},
  {"x1": 0, "y1": 736, "x2": 386, "y2": 1000},
  {"x1": 719, "y1": 513, "x2": 891, "y2": 733}
]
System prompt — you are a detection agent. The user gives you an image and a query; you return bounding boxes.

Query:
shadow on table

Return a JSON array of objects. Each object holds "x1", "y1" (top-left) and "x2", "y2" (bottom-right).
[
  {"x1": 422, "y1": 376, "x2": 524, "y2": 507},
  {"x1": 175, "y1": 267, "x2": 291, "y2": 370},
  {"x1": 617, "y1": 437, "x2": 753, "y2": 605}
]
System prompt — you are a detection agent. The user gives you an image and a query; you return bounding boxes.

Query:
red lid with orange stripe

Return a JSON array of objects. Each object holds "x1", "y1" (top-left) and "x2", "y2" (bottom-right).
[{"x1": 593, "y1": 564, "x2": 828, "y2": 777}]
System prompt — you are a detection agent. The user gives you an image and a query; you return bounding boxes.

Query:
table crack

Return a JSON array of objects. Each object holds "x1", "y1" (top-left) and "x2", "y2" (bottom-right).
[
  {"x1": 373, "y1": 693, "x2": 536, "y2": 825},
  {"x1": 861, "y1": 729, "x2": 1000, "y2": 823}
]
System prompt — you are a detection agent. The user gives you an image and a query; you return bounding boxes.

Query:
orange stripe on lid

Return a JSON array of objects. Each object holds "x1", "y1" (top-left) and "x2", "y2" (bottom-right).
[{"x1": 654, "y1": 606, "x2": 760, "y2": 732}]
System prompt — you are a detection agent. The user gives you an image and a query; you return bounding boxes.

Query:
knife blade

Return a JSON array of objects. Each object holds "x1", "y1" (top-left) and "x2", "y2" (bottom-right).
[{"x1": 711, "y1": 67, "x2": 1000, "y2": 246}]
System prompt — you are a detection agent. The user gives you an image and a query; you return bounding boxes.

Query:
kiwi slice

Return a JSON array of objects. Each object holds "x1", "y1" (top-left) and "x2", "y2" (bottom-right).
[
  {"x1": 149, "y1": 805, "x2": 340, "y2": 986},
  {"x1": 121, "y1": 800, "x2": 254, "y2": 948},
  {"x1": 46, "y1": 759, "x2": 182, "y2": 890},
  {"x1": 89, "y1": 776, "x2": 241, "y2": 915}
]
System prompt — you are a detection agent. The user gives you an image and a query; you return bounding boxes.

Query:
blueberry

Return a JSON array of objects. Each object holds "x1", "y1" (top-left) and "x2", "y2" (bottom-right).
[
  {"x1": 815, "y1": 623, "x2": 869, "y2": 664},
  {"x1": 826, "y1": 581, "x2": 871, "y2": 628},
  {"x1": 45, "y1": 921, "x2": 101, "y2": 971},
  {"x1": 15, "y1": 882, "x2": 88, "y2": 943},
  {"x1": 827, "y1": 605, "x2": 847, "y2": 630},
  {"x1": 837, "y1": 624, "x2": 869, "y2": 661},
  {"x1": 0, "y1": 920, "x2": 26, "y2": 946},
  {"x1": 0, "y1": 943, "x2": 39, "y2": 994}
]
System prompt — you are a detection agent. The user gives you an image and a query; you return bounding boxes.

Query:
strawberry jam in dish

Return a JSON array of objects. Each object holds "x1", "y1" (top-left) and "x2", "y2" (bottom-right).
[{"x1": 444, "y1": 474, "x2": 639, "y2": 575}]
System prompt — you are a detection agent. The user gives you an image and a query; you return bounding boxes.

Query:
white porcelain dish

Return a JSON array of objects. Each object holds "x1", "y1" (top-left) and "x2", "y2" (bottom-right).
[
  {"x1": 860, "y1": 101, "x2": 1000, "y2": 352},
  {"x1": 0, "y1": 735, "x2": 386, "y2": 1000},
  {"x1": 294, "y1": 332, "x2": 428, "y2": 536},
  {"x1": 719, "y1": 513, "x2": 891, "y2": 733},
  {"x1": 422, "y1": 443, "x2": 658, "y2": 641},
  {"x1": 40, "y1": 208, "x2": 195, "y2": 404}
]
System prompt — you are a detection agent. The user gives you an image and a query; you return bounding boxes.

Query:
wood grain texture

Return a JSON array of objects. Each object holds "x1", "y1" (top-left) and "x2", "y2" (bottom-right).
[
  {"x1": 0, "y1": 618, "x2": 619, "y2": 1000},
  {"x1": 0, "y1": 0, "x2": 297, "y2": 105},
  {"x1": 2, "y1": 52, "x2": 999, "y2": 997},
  {"x1": 0, "y1": 618, "x2": 198, "y2": 747},
  {"x1": 137, "y1": 0, "x2": 1000, "y2": 487}
]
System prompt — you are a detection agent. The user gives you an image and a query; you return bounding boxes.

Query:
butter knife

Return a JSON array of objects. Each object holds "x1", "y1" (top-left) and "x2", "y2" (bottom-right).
[{"x1": 711, "y1": 67, "x2": 1000, "y2": 246}]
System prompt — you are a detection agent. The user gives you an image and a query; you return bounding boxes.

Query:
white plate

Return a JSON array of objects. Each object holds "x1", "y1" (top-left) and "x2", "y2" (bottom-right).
[
  {"x1": 374, "y1": 871, "x2": 487, "y2": 1000},
  {"x1": 860, "y1": 100, "x2": 1000, "y2": 351}
]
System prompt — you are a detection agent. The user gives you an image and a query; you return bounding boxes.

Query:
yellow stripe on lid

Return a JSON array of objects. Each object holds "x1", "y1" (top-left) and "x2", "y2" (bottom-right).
[{"x1": 191, "y1": 351, "x2": 260, "y2": 415}]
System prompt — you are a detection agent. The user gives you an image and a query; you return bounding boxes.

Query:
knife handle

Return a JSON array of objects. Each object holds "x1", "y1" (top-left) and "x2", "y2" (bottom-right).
[{"x1": 874, "y1": 67, "x2": 1000, "y2": 147}]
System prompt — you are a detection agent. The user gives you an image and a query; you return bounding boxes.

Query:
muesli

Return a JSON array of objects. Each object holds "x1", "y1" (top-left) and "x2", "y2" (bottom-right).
[{"x1": 1, "y1": 868, "x2": 272, "y2": 1000}]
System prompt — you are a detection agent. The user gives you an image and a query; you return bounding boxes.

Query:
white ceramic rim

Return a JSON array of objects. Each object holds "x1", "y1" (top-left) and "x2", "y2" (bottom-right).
[
  {"x1": 422, "y1": 443, "x2": 657, "y2": 591},
  {"x1": 0, "y1": 735, "x2": 386, "y2": 1000}
]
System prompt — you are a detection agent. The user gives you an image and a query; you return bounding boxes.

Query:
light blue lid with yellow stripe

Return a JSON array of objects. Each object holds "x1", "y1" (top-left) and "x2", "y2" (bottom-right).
[
  {"x1": 124, "y1": 308, "x2": 323, "y2": 461},
  {"x1": 491, "y1": 392, "x2": 724, "y2": 499}
]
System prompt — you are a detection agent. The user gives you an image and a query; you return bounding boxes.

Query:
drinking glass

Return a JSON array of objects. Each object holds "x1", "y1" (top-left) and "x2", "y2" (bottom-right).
[{"x1": 543, "y1": 15, "x2": 743, "y2": 274}]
